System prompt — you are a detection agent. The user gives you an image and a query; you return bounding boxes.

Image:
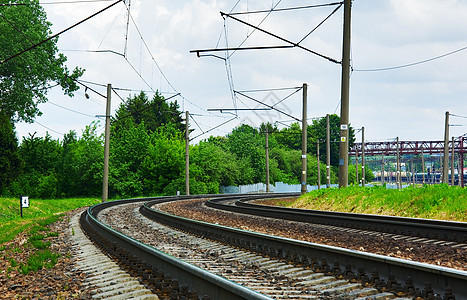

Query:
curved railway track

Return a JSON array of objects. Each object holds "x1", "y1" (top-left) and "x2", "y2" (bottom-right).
[
  {"x1": 207, "y1": 195, "x2": 467, "y2": 243},
  {"x1": 79, "y1": 194, "x2": 467, "y2": 299}
]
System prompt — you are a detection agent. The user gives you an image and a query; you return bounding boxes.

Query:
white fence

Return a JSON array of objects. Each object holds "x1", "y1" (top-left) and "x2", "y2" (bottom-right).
[
  {"x1": 219, "y1": 182, "x2": 413, "y2": 194},
  {"x1": 220, "y1": 182, "x2": 339, "y2": 194}
]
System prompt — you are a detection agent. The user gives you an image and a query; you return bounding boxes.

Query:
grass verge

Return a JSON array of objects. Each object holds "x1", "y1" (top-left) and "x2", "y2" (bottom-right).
[
  {"x1": 0, "y1": 197, "x2": 99, "y2": 277},
  {"x1": 287, "y1": 184, "x2": 466, "y2": 221},
  {"x1": 0, "y1": 198, "x2": 100, "y2": 245}
]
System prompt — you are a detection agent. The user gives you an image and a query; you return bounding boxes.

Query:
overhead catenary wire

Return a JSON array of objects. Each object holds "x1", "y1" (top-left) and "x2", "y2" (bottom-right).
[
  {"x1": 75, "y1": 79, "x2": 107, "y2": 98},
  {"x1": 0, "y1": 3, "x2": 27, "y2": 6},
  {"x1": 95, "y1": 5, "x2": 126, "y2": 52},
  {"x1": 39, "y1": 0, "x2": 115, "y2": 4},
  {"x1": 233, "y1": 85, "x2": 302, "y2": 110},
  {"x1": 236, "y1": 86, "x2": 302, "y2": 93},
  {"x1": 0, "y1": 13, "x2": 35, "y2": 46},
  {"x1": 222, "y1": 18, "x2": 238, "y2": 113},
  {"x1": 450, "y1": 113, "x2": 467, "y2": 119},
  {"x1": 79, "y1": 78, "x2": 219, "y2": 125},
  {"x1": 271, "y1": 88, "x2": 302, "y2": 108},
  {"x1": 48, "y1": 101, "x2": 97, "y2": 118},
  {"x1": 121, "y1": 2, "x2": 217, "y2": 119},
  {"x1": 235, "y1": 90, "x2": 300, "y2": 121},
  {"x1": 123, "y1": 3, "x2": 177, "y2": 94},
  {"x1": 189, "y1": 114, "x2": 205, "y2": 134},
  {"x1": 0, "y1": 0, "x2": 123, "y2": 64},
  {"x1": 219, "y1": 11, "x2": 340, "y2": 64},
  {"x1": 229, "y1": 2, "x2": 344, "y2": 15},
  {"x1": 190, "y1": 116, "x2": 237, "y2": 141},
  {"x1": 8, "y1": 1, "x2": 239, "y2": 141},
  {"x1": 192, "y1": 1, "x2": 345, "y2": 130},
  {"x1": 226, "y1": 0, "x2": 283, "y2": 59},
  {"x1": 111, "y1": 93, "x2": 180, "y2": 123},
  {"x1": 75, "y1": 79, "x2": 177, "y2": 94},
  {"x1": 353, "y1": 45, "x2": 467, "y2": 72},
  {"x1": 296, "y1": 2, "x2": 343, "y2": 45},
  {"x1": 35, "y1": 121, "x2": 65, "y2": 135}
]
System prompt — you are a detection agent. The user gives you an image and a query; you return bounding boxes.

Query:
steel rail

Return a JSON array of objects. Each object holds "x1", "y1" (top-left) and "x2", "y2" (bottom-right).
[
  {"x1": 213, "y1": 197, "x2": 467, "y2": 242},
  {"x1": 143, "y1": 195, "x2": 466, "y2": 299},
  {"x1": 80, "y1": 195, "x2": 274, "y2": 300}
]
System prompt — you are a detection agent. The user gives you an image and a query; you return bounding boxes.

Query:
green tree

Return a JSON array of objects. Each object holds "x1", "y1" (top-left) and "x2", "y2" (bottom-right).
[
  {"x1": 0, "y1": 111, "x2": 21, "y2": 194},
  {"x1": 112, "y1": 91, "x2": 184, "y2": 135},
  {"x1": 17, "y1": 133, "x2": 61, "y2": 198},
  {"x1": 109, "y1": 121, "x2": 150, "y2": 197},
  {"x1": 56, "y1": 130, "x2": 80, "y2": 197},
  {"x1": 191, "y1": 141, "x2": 240, "y2": 188},
  {"x1": 57, "y1": 123, "x2": 103, "y2": 197},
  {"x1": 141, "y1": 124, "x2": 185, "y2": 195},
  {"x1": 309, "y1": 114, "x2": 355, "y2": 167},
  {"x1": 349, "y1": 164, "x2": 375, "y2": 185},
  {"x1": 226, "y1": 124, "x2": 266, "y2": 184},
  {"x1": 275, "y1": 122, "x2": 301, "y2": 150},
  {"x1": 0, "y1": 0, "x2": 83, "y2": 123},
  {"x1": 275, "y1": 115, "x2": 355, "y2": 168}
]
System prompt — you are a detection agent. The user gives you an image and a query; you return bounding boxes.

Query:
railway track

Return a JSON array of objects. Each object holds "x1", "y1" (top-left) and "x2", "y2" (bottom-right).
[
  {"x1": 79, "y1": 194, "x2": 467, "y2": 299},
  {"x1": 206, "y1": 194, "x2": 467, "y2": 243}
]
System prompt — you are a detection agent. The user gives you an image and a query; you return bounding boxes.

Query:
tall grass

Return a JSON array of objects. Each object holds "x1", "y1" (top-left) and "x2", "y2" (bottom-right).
[
  {"x1": 0, "y1": 198, "x2": 100, "y2": 244},
  {"x1": 290, "y1": 184, "x2": 466, "y2": 221}
]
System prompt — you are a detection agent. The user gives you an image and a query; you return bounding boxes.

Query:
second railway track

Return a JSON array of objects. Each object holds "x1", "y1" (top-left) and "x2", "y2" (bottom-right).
[{"x1": 80, "y1": 194, "x2": 467, "y2": 299}]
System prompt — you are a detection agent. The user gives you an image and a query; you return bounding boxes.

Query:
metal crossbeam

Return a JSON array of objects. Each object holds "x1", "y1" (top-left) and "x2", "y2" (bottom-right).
[{"x1": 350, "y1": 138, "x2": 467, "y2": 156}]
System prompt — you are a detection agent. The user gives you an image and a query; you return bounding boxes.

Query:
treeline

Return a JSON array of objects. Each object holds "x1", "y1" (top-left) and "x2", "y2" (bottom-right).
[{"x1": 0, "y1": 92, "x2": 373, "y2": 199}]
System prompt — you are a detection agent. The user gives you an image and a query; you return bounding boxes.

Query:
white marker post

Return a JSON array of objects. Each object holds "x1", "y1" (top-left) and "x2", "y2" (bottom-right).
[{"x1": 20, "y1": 196, "x2": 29, "y2": 218}]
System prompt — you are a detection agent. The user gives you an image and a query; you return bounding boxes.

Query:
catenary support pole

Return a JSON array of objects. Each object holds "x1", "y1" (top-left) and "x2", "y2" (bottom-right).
[
  {"x1": 326, "y1": 114, "x2": 331, "y2": 188},
  {"x1": 338, "y1": 0, "x2": 351, "y2": 188},
  {"x1": 185, "y1": 111, "x2": 190, "y2": 195},
  {"x1": 317, "y1": 140, "x2": 321, "y2": 190},
  {"x1": 102, "y1": 84, "x2": 111, "y2": 203},
  {"x1": 266, "y1": 130, "x2": 270, "y2": 193},
  {"x1": 355, "y1": 146, "x2": 359, "y2": 185},
  {"x1": 301, "y1": 83, "x2": 308, "y2": 194},
  {"x1": 396, "y1": 137, "x2": 401, "y2": 189},
  {"x1": 362, "y1": 127, "x2": 365, "y2": 186},
  {"x1": 381, "y1": 154, "x2": 385, "y2": 184},
  {"x1": 443, "y1": 111, "x2": 449, "y2": 184},
  {"x1": 457, "y1": 152, "x2": 462, "y2": 186},
  {"x1": 451, "y1": 136, "x2": 455, "y2": 186},
  {"x1": 421, "y1": 147, "x2": 425, "y2": 185},
  {"x1": 459, "y1": 136, "x2": 464, "y2": 188},
  {"x1": 440, "y1": 155, "x2": 443, "y2": 183}
]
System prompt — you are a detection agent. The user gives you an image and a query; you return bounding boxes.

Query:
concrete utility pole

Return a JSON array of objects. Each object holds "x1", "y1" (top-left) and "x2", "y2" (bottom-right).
[
  {"x1": 338, "y1": 0, "x2": 352, "y2": 188},
  {"x1": 443, "y1": 111, "x2": 449, "y2": 184},
  {"x1": 317, "y1": 140, "x2": 321, "y2": 190},
  {"x1": 185, "y1": 111, "x2": 190, "y2": 195},
  {"x1": 396, "y1": 137, "x2": 401, "y2": 189},
  {"x1": 326, "y1": 114, "x2": 331, "y2": 188},
  {"x1": 439, "y1": 155, "x2": 443, "y2": 183},
  {"x1": 451, "y1": 136, "x2": 455, "y2": 186},
  {"x1": 381, "y1": 155, "x2": 385, "y2": 184},
  {"x1": 362, "y1": 127, "x2": 365, "y2": 186},
  {"x1": 266, "y1": 130, "x2": 270, "y2": 193},
  {"x1": 421, "y1": 147, "x2": 425, "y2": 184},
  {"x1": 355, "y1": 146, "x2": 359, "y2": 185},
  {"x1": 102, "y1": 84, "x2": 111, "y2": 203},
  {"x1": 459, "y1": 136, "x2": 464, "y2": 188},
  {"x1": 301, "y1": 83, "x2": 308, "y2": 194}
]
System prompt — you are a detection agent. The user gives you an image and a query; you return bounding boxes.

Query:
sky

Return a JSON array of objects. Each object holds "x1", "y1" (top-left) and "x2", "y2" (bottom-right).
[{"x1": 13, "y1": 0, "x2": 467, "y2": 144}]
